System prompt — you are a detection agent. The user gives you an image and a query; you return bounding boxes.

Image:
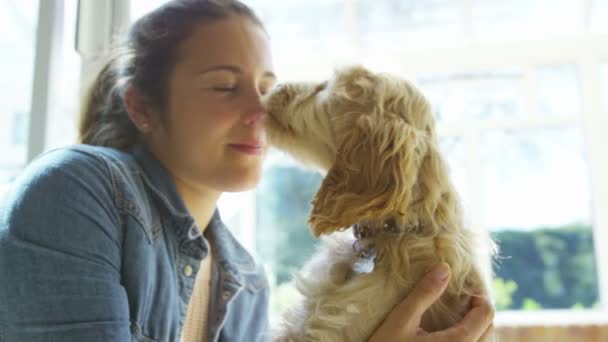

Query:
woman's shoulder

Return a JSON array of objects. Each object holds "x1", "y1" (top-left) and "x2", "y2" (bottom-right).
[
  {"x1": 3, "y1": 144, "x2": 142, "y2": 214},
  {"x1": 24, "y1": 144, "x2": 144, "y2": 184},
  {"x1": 5, "y1": 145, "x2": 116, "y2": 207},
  {"x1": 28, "y1": 144, "x2": 135, "y2": 171},
  {"x1": 14, "y1": 144, "x2": 128, "y2": 177},
  {"x1": 1, "y1": 145, "x2": 130, "y2": 249}
]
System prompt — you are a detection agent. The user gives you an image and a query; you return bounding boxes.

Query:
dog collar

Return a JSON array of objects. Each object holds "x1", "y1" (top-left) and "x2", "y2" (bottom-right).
[
  {"x1": 353, "y1": 218, "x2": 424, "y2": 240},
  {"x1": 352, "y1": 218, "x2": 424, "y2": 262}
]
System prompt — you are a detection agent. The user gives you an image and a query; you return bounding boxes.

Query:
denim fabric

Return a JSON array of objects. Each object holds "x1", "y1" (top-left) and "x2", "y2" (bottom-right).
[{"x1": 0, "y1": 144, "x2": 270, "y2": 342}]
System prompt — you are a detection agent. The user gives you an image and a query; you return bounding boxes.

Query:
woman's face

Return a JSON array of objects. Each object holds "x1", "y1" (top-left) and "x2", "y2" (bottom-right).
[{"x1": 147, "y1": 15, "x2": 276, "y2": 193}]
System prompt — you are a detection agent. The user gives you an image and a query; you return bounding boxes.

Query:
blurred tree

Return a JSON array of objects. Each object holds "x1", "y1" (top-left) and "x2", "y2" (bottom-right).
[
  {"x1": 256, "y1": 166, "x2": 322, "y2": 284},
  {"x1": 491, "y1": 224, "x2": 599, "y2": 309},
  {"x1": 522, "y1": 298, "x2": 543, "y2": 310},
  {"x1": 492, "y1": 277, "x2": 518, "y2": 310}
]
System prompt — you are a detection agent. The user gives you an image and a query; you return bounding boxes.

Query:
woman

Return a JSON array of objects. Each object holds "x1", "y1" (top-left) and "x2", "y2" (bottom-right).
[{"x1": 0, "y1": 0, "x2": 494, "y2": 341}]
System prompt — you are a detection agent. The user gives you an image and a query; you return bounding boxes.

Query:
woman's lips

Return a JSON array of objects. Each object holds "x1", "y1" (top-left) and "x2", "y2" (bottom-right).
[{"x1": 228, "y1": 143, "x2": 264, "y2": 155}]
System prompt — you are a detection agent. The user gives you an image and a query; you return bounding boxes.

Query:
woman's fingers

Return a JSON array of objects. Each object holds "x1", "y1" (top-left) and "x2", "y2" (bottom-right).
[
  {"x1": 478, "y1": 323, "x2": 495, "y2": 342},
  {"x1": 367, "y1": 263, "x2": 452, "y2": 342},
  {"x1": 369, "y1": 263, "x2": 497, "y2": 342},
  {"x1": 392, "y1": 263, "x2": 451, "y2": 330},
  {"x1": 416, "y1": 327, "x2": 430, "y2": 336},
  {"x1": 436, "y1": 295, "x2": 495, "y2": 341}
]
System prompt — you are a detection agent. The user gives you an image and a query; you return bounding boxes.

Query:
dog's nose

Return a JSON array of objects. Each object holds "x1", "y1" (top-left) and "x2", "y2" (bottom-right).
[{"x1": 265, "y1": 84, "x2": 294, "y2": 114}]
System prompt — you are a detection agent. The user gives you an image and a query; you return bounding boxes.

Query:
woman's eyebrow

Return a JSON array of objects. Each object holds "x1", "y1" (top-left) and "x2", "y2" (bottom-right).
[{"x1": 200, "y1": 65, "x2": 276, "y2": 80}]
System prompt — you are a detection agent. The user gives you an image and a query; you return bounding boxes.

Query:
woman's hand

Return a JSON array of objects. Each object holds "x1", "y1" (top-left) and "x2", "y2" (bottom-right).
[{"x1": 368, "y1": 263, "x2": 495, "y2": 342}]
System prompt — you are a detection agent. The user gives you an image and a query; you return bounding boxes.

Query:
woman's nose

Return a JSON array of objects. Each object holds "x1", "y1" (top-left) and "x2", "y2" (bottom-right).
[{"x1": 244, "y1": 111, "x2": 265, "y2": 126}]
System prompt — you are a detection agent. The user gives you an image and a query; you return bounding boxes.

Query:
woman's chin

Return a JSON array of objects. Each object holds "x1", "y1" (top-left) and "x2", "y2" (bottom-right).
[{"x1": 218, "y1": 167, "x2": 262, "y2": 193}]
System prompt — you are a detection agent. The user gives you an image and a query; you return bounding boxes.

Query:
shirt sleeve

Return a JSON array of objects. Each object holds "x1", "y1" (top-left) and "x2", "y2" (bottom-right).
[{"x1": 0, "y1": 148, "x2": 131, "y2": 342}]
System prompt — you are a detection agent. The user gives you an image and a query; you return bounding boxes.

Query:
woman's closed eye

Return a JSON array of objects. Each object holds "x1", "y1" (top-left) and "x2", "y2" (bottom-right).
[
  {"x1": 211, "y1": 83, "x2": 273, "y2": 96},
  {"x1": 212, "y1": 85, "x2": 238, "y2": 92}
]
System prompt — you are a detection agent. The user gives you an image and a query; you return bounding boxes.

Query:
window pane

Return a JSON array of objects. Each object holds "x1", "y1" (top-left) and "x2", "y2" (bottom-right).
[
  {"x1": 46, "y1": 0, "x2": 81, "y2": 150},
  {"x1": 354, "y1": 0, "x2": 464, "y2": 50},
  {"x1": 602, "y1": 64, "x2": 608, "y2": 112},
  {"x1": 248, "y1": 0, "x2": 465, "y2": 76},
  {"x1": 255, "y1": 150, "x2": 321, "y2": 319},
  {"x1": 0, "y1": 0, "x2": 39, "y2": 199},
  {"x1": 130, "y1": 0, "x2": 170, "y2": 21},
  {"x1": 247, "y1": 0, "x2": 351, "y2": 79},
  {"x1": 532, "y1": 65, "x2": 581, "y2": 119},
  {"x1": 417, "y1": 70, "x2": 526, "y2": 125},
  {"x1": 249, "y1": 0, "x2": 347, "y2": 51},
  {"x1": 480, "y1": 127, "x2": 599, "y2": 310},
  {"x1": 472, "y1": 0, "x2": 584, "y2": 40},
  {"x1": 481, "y1": 128, "x2": 591, "y2": 229},
  {"x1": 438, "y1": 137, "x2": 471, "y2": 214},
  {"x1": 591, "y1": 0, "x2": 608, "y2": 33},
  {"x1": 417, "y1": 65, "x2": 582, "y2": 126},
  {"x1": 217, "y1": 191, "x2": 256, "y2": 252}
]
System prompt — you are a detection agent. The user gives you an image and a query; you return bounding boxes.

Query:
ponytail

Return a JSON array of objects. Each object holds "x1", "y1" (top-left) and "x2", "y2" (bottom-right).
[{"x1": 78, "y1": 50, "x2": 139, "y2": 150}]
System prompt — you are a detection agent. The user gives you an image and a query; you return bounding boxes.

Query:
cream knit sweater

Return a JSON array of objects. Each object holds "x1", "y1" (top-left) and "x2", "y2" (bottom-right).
[{"x1": 180, "y1": 244, "x2": 213, "y2": 342}]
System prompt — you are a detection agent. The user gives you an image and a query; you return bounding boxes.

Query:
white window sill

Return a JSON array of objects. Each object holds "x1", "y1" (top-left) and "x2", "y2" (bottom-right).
[{"x1": 496, "y1": 309, "x2": 608, "y2": 327}]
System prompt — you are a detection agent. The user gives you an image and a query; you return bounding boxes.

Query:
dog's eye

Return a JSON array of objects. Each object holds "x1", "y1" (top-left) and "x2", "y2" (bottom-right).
[{"x1": 259, "y1": 81, "x2": 276, "y2": 96}]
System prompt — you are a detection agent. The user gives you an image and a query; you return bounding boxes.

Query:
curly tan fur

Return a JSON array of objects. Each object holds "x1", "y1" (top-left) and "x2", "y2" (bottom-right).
[{"x1": 263, "y1": 66, "x2": 495, "y2": 342}]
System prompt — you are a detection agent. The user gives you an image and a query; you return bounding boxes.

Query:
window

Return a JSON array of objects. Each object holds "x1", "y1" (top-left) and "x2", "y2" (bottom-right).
[
  {"x1": 0, "y1": 0, "x2": 39, "y2": 200},
  {"x1": 417, "y1": 66, "x2": 598, "y2": 311},
  {"x1": 437, "y1": 137, "x2": 469, "y2": 215},
  {"x1": 471, "y1": 0, "x2": 584, "y2": 40},
  {"x1": 355, "y1": 0, "x2": 464, "y2": 49},
  {"x1": 480, "y1": 126, "x2": 597, "y2": 310},
  {"x1": 130, "y1": 0, "x2": 169, "y2": 21},
  {"x1": 591, "y1": 0, "x2": 608, "y2": 33},
  {"x1": 603, "y1": 64, "x2": 608, "y2": 112},
  {"x1": 532, "y1": 65, "x2": 582, "y2": 119},
  {"x1": 243, "y1": 0, "x2": 608, "y2": 323},
  {"x1": 46, "y1": 0, "x2": 80, "y2": 151},
  {"x1": 255, "y1": 151, "x2": 322, "y2": 317},
  {"x1": 419, "y1": 70, "x2": 527, "y2": 125},
  {"x1": 0, "y1": 0, "x2": 81, "y2": 200},
  {"x1": 245, "y1": 0, "x2": 357, "y2": 79}
]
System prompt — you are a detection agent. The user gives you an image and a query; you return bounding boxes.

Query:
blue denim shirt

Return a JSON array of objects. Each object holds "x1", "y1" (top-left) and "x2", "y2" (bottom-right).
[{"x1": 0, "y1": 144, "x2": 271, "y2": 342}]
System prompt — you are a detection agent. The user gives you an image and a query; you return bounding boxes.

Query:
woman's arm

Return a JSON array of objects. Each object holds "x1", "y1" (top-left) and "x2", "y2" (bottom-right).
[{"x1": 0, "y1": 149, "x2": 131, "y2": 342}]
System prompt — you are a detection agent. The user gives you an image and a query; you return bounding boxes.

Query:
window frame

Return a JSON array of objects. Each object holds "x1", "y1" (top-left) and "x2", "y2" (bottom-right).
[{"x1": 243, "y1": 0, "x2": 608, "y2": 325}]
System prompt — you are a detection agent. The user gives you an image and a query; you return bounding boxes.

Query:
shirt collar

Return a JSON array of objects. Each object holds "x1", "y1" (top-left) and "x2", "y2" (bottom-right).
[
  {"x1": 207, "y1": 210, "x2": 257, "y2": 276},
  {"x1": 130, "y1": 143, "x2": 191, "y2": 218},
  {"x1": 129, "y1": 143, "x2": 257, "y2": 284}
]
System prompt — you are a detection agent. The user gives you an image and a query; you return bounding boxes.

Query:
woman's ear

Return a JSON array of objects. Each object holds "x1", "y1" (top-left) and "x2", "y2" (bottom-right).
[
  {"x1": 124, "y1": 85, "x2": 156, "y2": 133},
  {"x1": 308, "y1": 115, "x2": 427, "y2": 237}
]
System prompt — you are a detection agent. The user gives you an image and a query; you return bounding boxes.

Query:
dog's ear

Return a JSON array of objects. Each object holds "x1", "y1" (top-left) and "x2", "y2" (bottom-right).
[
  {"x1": 330, "y1": 66, "x2": 377, "y2": 105},
  {"x1": 308, "y1": 115, "x2": 428, "y2": 237}
]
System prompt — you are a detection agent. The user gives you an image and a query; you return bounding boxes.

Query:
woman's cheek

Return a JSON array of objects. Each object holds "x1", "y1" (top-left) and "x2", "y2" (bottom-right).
[
  {"x1": 209, "y1": 110, "x2": 240, "y2": 129},
  {"x1": 189, "y1": 97, "x2": 234, "y2": 123}
]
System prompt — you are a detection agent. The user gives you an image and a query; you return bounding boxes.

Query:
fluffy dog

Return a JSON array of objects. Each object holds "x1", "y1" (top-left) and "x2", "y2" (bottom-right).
[{"x1": 263, "y1": 66, "x2": 494, "y2": 342}]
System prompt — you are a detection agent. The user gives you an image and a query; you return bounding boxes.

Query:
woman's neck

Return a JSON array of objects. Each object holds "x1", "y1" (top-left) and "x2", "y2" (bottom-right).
[{"x1": 173, "y1": 177, "x2": 221, "y2": 233}]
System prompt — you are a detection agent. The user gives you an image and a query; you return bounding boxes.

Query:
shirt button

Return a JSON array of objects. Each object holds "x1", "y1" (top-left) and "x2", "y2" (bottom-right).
[
  {"x1": 222, "y1": 291, "x2": 231, "y2": 300},
  {"x1": 183, "y1": 265, "x2": 193, "y2": 277}
]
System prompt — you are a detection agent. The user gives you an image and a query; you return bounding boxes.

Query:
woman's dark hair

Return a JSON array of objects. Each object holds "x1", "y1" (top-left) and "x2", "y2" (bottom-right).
[{"x1": 78, "y1": 0, "x2": 265, "y2": 150}]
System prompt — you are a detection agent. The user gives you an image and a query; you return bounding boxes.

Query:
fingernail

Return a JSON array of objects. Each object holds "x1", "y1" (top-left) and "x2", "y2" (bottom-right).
[{"x1": 433, "y1": 263, "x2": 450, "y2": 283}]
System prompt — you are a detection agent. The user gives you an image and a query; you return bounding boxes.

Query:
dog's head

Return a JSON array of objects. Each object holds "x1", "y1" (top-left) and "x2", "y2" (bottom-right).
[{"x1": 264, "y1": 66, "x2": 439, "y2": 237}]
